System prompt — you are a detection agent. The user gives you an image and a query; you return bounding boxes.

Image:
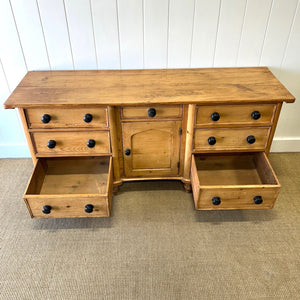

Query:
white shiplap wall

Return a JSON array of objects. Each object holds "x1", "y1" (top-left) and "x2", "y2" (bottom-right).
[{"x1": 0, "y1": 0, "x2": 300, "y2": 157}]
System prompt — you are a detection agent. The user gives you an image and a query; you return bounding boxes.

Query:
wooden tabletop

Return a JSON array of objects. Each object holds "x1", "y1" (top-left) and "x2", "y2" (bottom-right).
[{"x1": 4, "y1": 67, "x2": 295, "y2": 108}]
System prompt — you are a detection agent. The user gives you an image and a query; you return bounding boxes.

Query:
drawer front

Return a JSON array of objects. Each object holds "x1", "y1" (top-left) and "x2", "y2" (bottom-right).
[
  {"x1": 195, "y1": 188, "x2": 280, "y2": 210},
  {"x1": 26, "y1": 107, "x2": 108, "y2": 128},
  {"x1": 24, "y1": 156, "x2": 113, "y2": 218},
  {"x1": 25, "y1": 196, "x2": 110, "y2": 218},
  {"x1": 194, "y1": 127, "x2": 270, "y2": 151},
  {"x1": 195, "y1": 104, "x2": 276, "y2": 127},
  {"x1": 32, "y1": 131, "x2": 110, "y2": 156},
  {"x1": 121, "y1": 105, "x2": 182, "y2": 120},
  {"x1": 190, "y1": 153, "x2": 281, "y2": 211}
]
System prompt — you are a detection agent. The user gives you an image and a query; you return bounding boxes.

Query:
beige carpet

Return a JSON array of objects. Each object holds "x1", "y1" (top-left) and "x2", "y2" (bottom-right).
[{"x1": 0, "y1": 153, "x2": 299, "y2": 300}]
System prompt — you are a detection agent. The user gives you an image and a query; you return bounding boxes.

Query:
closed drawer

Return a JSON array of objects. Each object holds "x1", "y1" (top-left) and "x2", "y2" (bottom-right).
[
  {"x1": 121, "y1": 105, "x2": 182, "y2": 120},
  {"x1": 194, "y1": 127, "x2": 270, "y2": 151},
  {"x1": 191, "y1": 153, "x2": 280, "y2": 210},
  {"x1": 195, "y1": 104, "x2": 276, "y2": 127},
  {"x1": 24, "y1": 157, "x2": 113, "y2": 218},
  {"x1": 26, "y1": 107, "x2": 108, "y2": 128},
  {"x1": 32, "y1": 131, "x2": 110, "y2": 156}
]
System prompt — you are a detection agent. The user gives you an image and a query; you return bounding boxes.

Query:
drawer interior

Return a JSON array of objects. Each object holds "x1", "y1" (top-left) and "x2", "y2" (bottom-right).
[
  {"x1": 26, "y1": 157, "x2": 111, "y2": 196},
  {"x1": 193, "y1": 152, "x2": 279, "y2": 186}
]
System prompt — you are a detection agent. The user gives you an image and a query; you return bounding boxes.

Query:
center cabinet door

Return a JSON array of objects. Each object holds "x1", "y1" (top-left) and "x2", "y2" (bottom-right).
[{"x1": 122, "y1": 121, "x2": 182, "y2": 177}]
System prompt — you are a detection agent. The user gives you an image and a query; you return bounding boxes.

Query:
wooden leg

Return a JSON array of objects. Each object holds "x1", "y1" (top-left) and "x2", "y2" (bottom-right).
[
  {"x1": 113, "y1": 185, "x2": 119, "y2": 195},
  {"x1": 183, "y1": 183, "x2": 192, "y2": 193}
]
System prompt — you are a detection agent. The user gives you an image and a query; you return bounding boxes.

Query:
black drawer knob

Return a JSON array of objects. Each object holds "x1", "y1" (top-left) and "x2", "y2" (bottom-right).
[
  {"x1": 247, "y1": 135, "x2": 256, "y2": 144},
  {"x1": 47, "y1": 140, "x2": 56, "y2": 149},
  {"x1": 124, "y1": 149, "x2": 131, "y2": 156},
  {"x1": 148, "y1": 108, "x2": 156, "y2": 118},
  {"x1": 211, "y1": 112, "x2": 220, "y2": 121},
  {"x1": 253, "y1": 196, "x2": 263, "y2": 205},
  {"x1": 85, "y1": 204, "x2": 94, "y2": 213},
  {"x1": 42, "y1": 205, "x2": 52, "y2": 214},
  {"x1": 87, "y1": 139, "x2": 96, "y2": 148},
  {"x1": 41, "y1": 114, "x2": 51, "y2": 124},
  {"x1": 251, "y1": 111, "x2": 261, "y2": 120},
  {"x1": 83, "y1": 113, "x2": 93, "y2": 123},
  {"x1": 212, "y1": 197, "x2": 221, "y2": 205},
  {"x1": 208, "y1": 136, "x2": 216, "y2": 145}
]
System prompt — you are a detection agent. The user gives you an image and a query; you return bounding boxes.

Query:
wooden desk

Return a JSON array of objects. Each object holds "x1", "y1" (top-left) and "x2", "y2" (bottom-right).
[{"x1": 4, "y1": 67, "x2": 295, "y2": 218}]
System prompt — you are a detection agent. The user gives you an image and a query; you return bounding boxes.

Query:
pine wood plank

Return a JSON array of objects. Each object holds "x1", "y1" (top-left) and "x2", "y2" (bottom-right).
[
  {"x1": 194, "y1": 127, "x2": 270, "y2": 151},
  {"x1": 191, "y1": 153, "x2": 281, "y2": 210},
  {"x1": 4, "y1": 67, "x2": 295, "y2": 108}
]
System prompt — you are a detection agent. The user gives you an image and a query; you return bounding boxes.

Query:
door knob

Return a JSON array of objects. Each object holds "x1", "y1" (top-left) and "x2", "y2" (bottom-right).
[
  {"x1": 211, "y1": 112, "x2": 220, "y2": 121},
  {"x1": 212, "y1": 197, "x2": 221, "y2": 205},
  {"x1": 148, "y1": 108, "x2": 156, "y2": 118},
  {"x1": 85, "y1": 204, "x2": 94, "y2": 213},
  {"x1": 208, "y1": 136, "x2": 216, "y2": 145},
  {"x1": 87, "y1": 139, "x2": 96, "y2": 148},
  {"x1": 253, "y1": 196, "x2": 263, "y2": 204},
  {"x1": 83, "y1": 113, "x2": 93, "y2": 123},
  {"x1": 42, "y1": 205, "x2": 52, "y2": 214},
  {"x1": 41, "y1": 114, "x2": 51, "y2": 123},
  {"x1": 247, "y1": 135, "x2": 256, "y2": 144},
  {"x1": 251, "y1": 111, "x2": 261, "y2": 120},
  {"x1": 124, "y1": 149, "x2": 131, "y2": 156},
  {"x1": 47, "y1": 140, "x2": 56, "y2": 149}
]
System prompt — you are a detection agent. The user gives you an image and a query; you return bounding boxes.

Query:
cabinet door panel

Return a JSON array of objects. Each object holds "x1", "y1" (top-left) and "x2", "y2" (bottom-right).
[{"x1": 122, "y1": 121, "x2": 181, "y2": 177}]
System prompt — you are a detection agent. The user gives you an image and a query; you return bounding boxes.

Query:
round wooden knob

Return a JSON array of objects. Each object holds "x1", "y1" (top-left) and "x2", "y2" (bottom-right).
[
  {"x1": 211, "y1": 112, "x2": 220, "y2": 121},
  {"x1": 251, "y1": 111, "x2": 261, "y2": 120},
  {"x1": 253, "y1": 196, "x2": 263, "y2": 205},
  {"x1": 42, "y1": 205, "x2": 52, "y2": 214},
  {"x1": 208, "y1": 136, "x2": 216, "y2": 145},
  {"x1": 247, "y1": 135, "x2": 256, "y2": 144},
  {"x1": 41, "y1": 114, "x2": 51, "y2": 123},
  {"x1": 47, "y1": 140, "x2": 56, "y2": 149},
  {"x1": 212, "y1": 197, "x2": 221, "y2": 205},
  {"x1": 85, "y1": 204, "x2": 94, "y2": 213},
  {"x1": 83, "y1": 113, "x2": 93, "y2": 123},
  {"x1": 87, "y1": 139, "x2": 96, "y2": 148},
  {"x1": 148, "y1": 108, "x2": 156, "y2": 118}
]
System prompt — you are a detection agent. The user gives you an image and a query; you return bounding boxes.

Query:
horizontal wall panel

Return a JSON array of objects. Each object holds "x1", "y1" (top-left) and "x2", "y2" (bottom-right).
[
  {"x1": 10, "y1": 0, "x2": 50, "y2": 70},
  {"x1": 191, "y1": 0, "x2": 221, "y2": 68},
  {"x1": 214, "y1": 0, "x2": 247, "y2": 67},
  {"x1": 91, "y1": 0, "x2": 120, "y2": 69},
  {"x1": 168, "y1": 0, "x2": 195, "y2": 68},
  {"x1": 237, "y1": 0, "x2": 273, "y2": 66},
  {"x1": 38, "y1": 0, "x2": 73, "y2": 70},
  {"x1": 0, "y1": 0, "x2": 27, "y2": 91},
  {"x1": 0, "y1": 62, "x2": 25, "y2": 144},
  {"x1": 144, "y1": 0, "x2": 169, "y2": 68},
  {"x1": 274, "y1": 2, "x2": 300, "y2": 138},
  {"x1": 117, "y1": 0, "x2": 144, "y2": 69},
  {"x1": 64, "y1": 0, "x2": 97, "y2": 70},
  {"x1": 260, "y1": 0, "x2": 298, "y2": 76}
]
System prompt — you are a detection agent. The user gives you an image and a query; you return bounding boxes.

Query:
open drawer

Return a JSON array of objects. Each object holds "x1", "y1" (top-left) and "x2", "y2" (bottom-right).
[
  {"x1": 191, "y1": 152, "x2": 281, "y2": 210},
  {"x1": 24, "y1": 156, "x2": 113, "y2": 218}
]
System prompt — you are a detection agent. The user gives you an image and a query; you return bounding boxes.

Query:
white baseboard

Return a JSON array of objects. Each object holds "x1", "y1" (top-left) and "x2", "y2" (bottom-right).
[
  {"x1": 0, "y1": 143, "x2": 31, "y2": 158},
  {"x1": 270, "y1": 138, "x2": 300, "y2": 152}
]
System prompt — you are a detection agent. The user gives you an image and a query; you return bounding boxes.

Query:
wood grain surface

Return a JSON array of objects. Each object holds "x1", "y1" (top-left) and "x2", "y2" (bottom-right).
[
  {"x1": 195, "y1": 104, "x2": 276, "y2": 127},
  {"x1": 4, "y1": 67, "x2": 295, "y2": 108},
  {"x1": 24, "y1": 157, "x2": 112, "y2": 218},
  {"x1": 26, "y1": 107, "x2": 108, "y2": 128},
  {"x1": 191, "y1": 153, "x2": 281, "y2": 210},
  {"x1": 194, "y1": 127, "x2": 270, "y2": 151},
  {"x1": 31, "y1": 130, "x2": 110, "y2": 156}
]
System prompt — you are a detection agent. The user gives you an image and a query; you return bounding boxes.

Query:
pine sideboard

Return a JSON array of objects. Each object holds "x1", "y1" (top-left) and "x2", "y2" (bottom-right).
[{"x1": 3, "y1": 67, "x2": 295, "y2": 218}]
